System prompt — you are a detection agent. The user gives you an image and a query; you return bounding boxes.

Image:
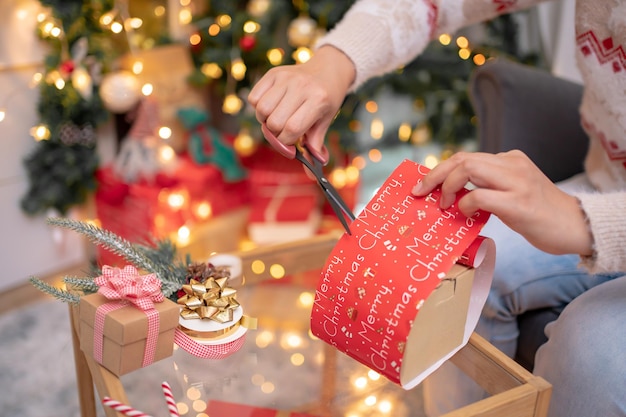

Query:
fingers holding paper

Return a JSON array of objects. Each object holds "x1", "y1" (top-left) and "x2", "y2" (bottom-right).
[{"x1": 412, "y1": 151, "x2": 594, "y2": 256}]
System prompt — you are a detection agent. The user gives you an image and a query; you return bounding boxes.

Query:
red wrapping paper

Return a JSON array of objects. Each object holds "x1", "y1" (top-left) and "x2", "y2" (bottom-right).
[{"x1": 310, "y1": 160, "x2": 495, "y2": 388}]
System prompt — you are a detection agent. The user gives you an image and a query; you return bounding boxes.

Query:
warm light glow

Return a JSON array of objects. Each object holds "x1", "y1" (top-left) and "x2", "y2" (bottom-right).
[
  {"x1": 368, "y1": 370, "x2": 381, "y2": 380},
  {"x1": 260, "y1": 382, "x2": 275, "y2": 394},
  {"x1": 243, "y1": 20, "x2": 261, "y2": 33},
  {"x1": 111, "y1": 21, "x2": 123, "y2": 33},
  {"x1": 354, "y1": 376, "x2": 367, "y2": 389},
  {"x1": 424, "y1": 154, "x2": 439, "y2": 168},
  {"x1": 176, "y1": 402, "x2": 188, "y2": 415},
  {"x1": 217, "y1": 14, "x2": 232, "y2": 27},
  {"x1": 251, "y1": 374, "x2": 265, "y2": 385},
  {"x1": 329, "y1": 168, "x2": 347, "y2": 190},
  {"x1": 370, "y1": 118, "x2": 384, "y2": 139},
  {"x1": 231, "y1": 58, "x2": 247, "y2": 80},
  {"x1": 255, "y1": 330, "x2": 274, "y2": 348},
  {"x1": 194, "y1": 201, "x2": 212, "y2": 219},
  {"x1": 438, "y1": 33, "x2": 451, "y2": 45},
  {"x1": 398, "y1": 122, "x2": 412, "y2": 142},
  {"x1": 31, "y1": 72, "x2": 43, "y2": 87},
  {"x1": 234, "y1": 129, "x2": 256, "y2": 156},
  {"x1": 411, "y1": 124, "x2": 430, "y2": 144},
  {"x1": 50, "y1": 26, "x2": 62, "y2": 37},
  {"x1": 186, "y1": 387, "x2": 201, "y2": 400},
  {"x1": 456, "y1": 36, "x2": 469, "y2": 49},
  {"x1": 267, "y1": 48, "x2": 284, "y2": 65},
  {"x1": 31, "y1": 124, "x2": 50, "y2": 141},
  {"x1": 189, "y1": 33, "x2": 201, "y2": 45},
  {"x1": 365, "y1": 100, "x2": 378, "y2": 113},
  {"x1": 346, "y1": 165, "x2": 360, "y2": 184},
  {"x1": 248, "y1": 0, "x2": 270, "y2": 16},
  {"x1": 158, "y1": 126, "x2": 172, "y2": 139},
  {"x1": 37, "y1": 12, "x2": 47, "y2": 23},
  {"x1": 290, "y1": 353, "x2": 305, "y2": 366},
  {"x1": 349, "y1": 119, "x2": 361, "y2": 132},
  {"x1": 364, "y1": 395, "x2": 377, "y2": 406},
  {"x1": 352, "y1": 155, "x2": 366, "y2": 170},
  {"x1": 368, "y1": 148, "x2": 382, "y2": 163},
  {"x1": 201, "y1": 62, "x2": 223, "y2": 79},
  {"x1": 378, "y1": 400, "x2": 392, "y2": 413},
  {"x1": 0, "y1": 109, "x2": 6, "y2": 122},
  {"x1": 128, "y1": 17, "x2": 143, "y2": 29},
  {"x1": 251, "y1": 259, "x2": 265, "y2": 274},
  {"x1": 192, "y1": 400, "x2": 206, "y2": 412},
  {"x1": 159, "y1": 145, "x2": 175, "y2": 163},
  {"x1": 168, "y1": 192, "x2": 187, "y2": 209},
  {"x1": 222, "y1": 94, "x2": 243, "y2": 114},
  {"x1": 180, "y1": 0, "x2": 191, "y2": 6},
  {"x1": 142, "y1": 83, "x2": 154, "y2": 96},
  {"x1": 459, "y1": 48, "x2": 471, "y2": 60},
  {"x1": 179, "y1": 8, "x2": 192, "y2": 25},
  {"x1": 131, "y1": 61, "x2": 143, "y2": 74},
  {"x1": 282, "y1": 333, "x2": 303, "y2": 348},
  {"x1": 298, "y1": 291, "x2": 314, "y2": 308},
  {"x1": 293, "y1": 46, "x2": 312, "y2": 63},
  {"x1": 177, "y1": 225, "x2": 191, "y2": 245},
  {"x1": 473, "y1": 53, "x2": 486, "y2": 65},
  {"x1": 100, "y1": 11, "x2": 115, "y2": 26},
  {"x1": 208, "y1": 23, "x2": 220, "y2": 36},
  {"x1": 269, "y1": 263, "x2": 285, "y2": 279},
  {"x1": 154, "y1": 6, "x2": 166, "y2": 17}
]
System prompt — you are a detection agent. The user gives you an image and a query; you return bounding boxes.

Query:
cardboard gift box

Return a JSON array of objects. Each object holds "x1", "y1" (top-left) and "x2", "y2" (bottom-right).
[
  {"x1": 246, "y1": 147, "x2": 322, "y2": 244},
  {"x1": 207, "y1": 400, "x2": 319, "y2": 417},
  {"x1": 79, "y1": 292, "x2": 180, "y2": 376},
  {"x1": 310, "y1": 159, "x2": 496, "y2": 389}
]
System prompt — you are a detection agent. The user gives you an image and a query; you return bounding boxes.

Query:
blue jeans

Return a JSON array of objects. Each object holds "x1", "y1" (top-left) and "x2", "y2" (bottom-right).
[{"x1": 423, "y1": 174, "x2": 626, "y2": 416}]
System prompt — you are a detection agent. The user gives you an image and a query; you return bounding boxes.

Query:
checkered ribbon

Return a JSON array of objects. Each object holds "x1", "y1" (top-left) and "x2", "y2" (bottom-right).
[
  {"x1": 174, "y1": 328, "x2": 246, "y2": 359},
  {"x1": 93, "y1": 265, "x2": 164, "y2": 367}
]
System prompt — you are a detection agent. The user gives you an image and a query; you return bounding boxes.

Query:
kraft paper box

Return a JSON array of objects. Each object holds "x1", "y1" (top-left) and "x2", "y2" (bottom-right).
[
  {"x1": 310, "y1": 159, "x2": 495, "y2": 389},
  {"x1": 207, "y1": 400, "x2": 320, "y2": 417},
  {"x1": 79, "y1": 293, "x2": 180, "y2": 376}
]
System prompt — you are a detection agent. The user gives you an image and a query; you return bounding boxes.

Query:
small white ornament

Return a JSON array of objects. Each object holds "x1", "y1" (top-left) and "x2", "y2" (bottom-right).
[
  {"x1": 287, "y1": 15, "x2": 317, "y2": 47},
  {"x1": 99, "y1": 71, "x2": 141, "y2": 113}
]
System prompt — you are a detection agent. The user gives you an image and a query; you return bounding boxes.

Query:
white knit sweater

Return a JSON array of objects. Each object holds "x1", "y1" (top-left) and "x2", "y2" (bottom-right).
[{"x1": 317, "y1": 0, "x2": 626, "y2": 273}]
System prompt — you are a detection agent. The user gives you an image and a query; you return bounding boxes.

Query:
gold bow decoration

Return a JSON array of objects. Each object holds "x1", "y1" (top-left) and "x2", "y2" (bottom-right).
[{"x1": 177, "y1": 276, "x2": 239, "y2": 323}]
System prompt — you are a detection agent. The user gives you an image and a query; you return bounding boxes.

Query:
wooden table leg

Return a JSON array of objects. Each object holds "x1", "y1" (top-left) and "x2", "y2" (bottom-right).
[{"x1": 69, "y1": 305, "x2": 97, "y2": 417}]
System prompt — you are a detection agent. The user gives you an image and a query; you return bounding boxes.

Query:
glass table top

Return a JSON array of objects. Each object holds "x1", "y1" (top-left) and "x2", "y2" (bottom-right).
[{"x1": 121, "y1": 281, "x2": 425, "y2": 417}]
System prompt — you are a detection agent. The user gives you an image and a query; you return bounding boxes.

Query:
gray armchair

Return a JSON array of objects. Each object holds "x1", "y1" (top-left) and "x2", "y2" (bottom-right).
[{"x1": 468, "y1": 58, "x2": 589, "y2": 371}]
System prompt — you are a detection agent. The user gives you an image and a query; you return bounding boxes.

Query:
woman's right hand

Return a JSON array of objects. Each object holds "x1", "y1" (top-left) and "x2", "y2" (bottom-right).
[{"x1": 248, "y1": 45, "x2": 356, "y2": 154}]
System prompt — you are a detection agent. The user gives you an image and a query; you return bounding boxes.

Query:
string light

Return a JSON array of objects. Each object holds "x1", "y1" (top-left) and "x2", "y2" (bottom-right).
[
  {"x1": 438, "y1": 33, "x2": 451, "y2": 45},
  {"x1": 292, "y1": 46, "x2": 312, "y2": 63},
  {"x1": 230, "y1": 58, "x2": 247, "y2": 80},
  {"x1": 456, "y1": 36, "x2": 469, "y2": 48},
  {"x1": 266, "y1": 48, "x2": 284, "y2": 65},
  {"x1": 243, "y1": 20, "x2": 261, "y2": 33},
  {"x1": 141, "y1": 83, "x2": 154, "y2": 96},
  {"x1": 0, "y1": 109, "x2": 6, "y2": 122},
  {"x1": 222, "y1": 93, "x2": 243, "y2": 114},
  {"x1": 370, "y1": 118, "x2": 384, "y2": 139}
]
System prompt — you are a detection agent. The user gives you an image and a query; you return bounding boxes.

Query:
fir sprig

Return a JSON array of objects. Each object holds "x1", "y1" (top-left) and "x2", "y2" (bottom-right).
[
  {"x1": 29, "y1": 277, "x2": 80, "y2": 304},
  {"x1": 62, "y1": 276, "x2": 99, "y2": 293},
  {"x1": 47, "y1": 217, "x2": 160, "y2": 276}
]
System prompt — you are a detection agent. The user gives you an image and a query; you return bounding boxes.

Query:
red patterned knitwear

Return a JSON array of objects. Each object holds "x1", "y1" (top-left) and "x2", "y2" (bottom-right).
[{"x1": 317, "y1": 0, "x2": 626, "y2": 273}]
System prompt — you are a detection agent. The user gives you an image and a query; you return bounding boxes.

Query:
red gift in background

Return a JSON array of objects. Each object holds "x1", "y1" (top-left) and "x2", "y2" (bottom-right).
[
  {"x1": 95, "y1": 154, "x2": 250, "y2": 265},
  {"x1": 310, "y1": 159, "x2": 496, "y2": 389},
  {"x1": 246, "y1": 147, "x2": 322, "y2": 245}
]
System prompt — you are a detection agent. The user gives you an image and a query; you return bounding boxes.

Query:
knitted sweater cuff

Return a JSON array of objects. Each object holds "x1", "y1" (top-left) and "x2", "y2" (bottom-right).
[{"x1": 574, "y1": 191, "x2": 626, "y2": 273}]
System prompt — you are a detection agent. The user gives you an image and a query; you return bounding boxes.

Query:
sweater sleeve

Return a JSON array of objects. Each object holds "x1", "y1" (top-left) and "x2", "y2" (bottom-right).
[
  {"x1": 316, "y1": 0, "x2": 550, "y2": 89},
  {"x1": 575, "y1": 192, "x2": 626, "y2": 274}
]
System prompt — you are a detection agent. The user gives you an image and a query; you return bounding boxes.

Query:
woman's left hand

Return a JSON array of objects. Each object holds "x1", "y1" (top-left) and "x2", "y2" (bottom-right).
[{"x1": 411, "y1": 150, "x2": 594, "y2": 256}]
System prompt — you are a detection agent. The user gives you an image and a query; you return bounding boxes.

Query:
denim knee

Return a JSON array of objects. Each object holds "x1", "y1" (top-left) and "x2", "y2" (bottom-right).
[{"x1": 534, "y1": 276, "x2": 626, "y2": 417}]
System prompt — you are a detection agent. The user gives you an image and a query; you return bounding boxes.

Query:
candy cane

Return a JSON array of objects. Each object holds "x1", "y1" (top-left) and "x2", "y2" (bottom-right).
[
  {"x1": 161, "y1": 381, "x2": 180, "y2": 417},
  {"x1": 102, "y1": 397, "x2": 153, "y2": 417}
]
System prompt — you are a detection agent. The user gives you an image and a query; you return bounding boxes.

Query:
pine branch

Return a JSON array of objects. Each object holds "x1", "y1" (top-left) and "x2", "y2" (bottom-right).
[
  {"x1": 63, "y1": 276, "x2": 99, "y2": 294},
  {"x1": 29, "y1": 277, "x2": 80, "y2": 304},
  {"x1": 46, "y1": 217, "x2": 159, "y2": 276}
]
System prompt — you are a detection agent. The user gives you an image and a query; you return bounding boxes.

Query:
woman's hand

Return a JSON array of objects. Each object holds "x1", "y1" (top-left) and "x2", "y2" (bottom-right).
[
  {"x1": 248, "y1": 46, "x2": 355, "y2": 153},
  {"x1": 412, "y1": 150, "x2": 594, "y2": 256}
]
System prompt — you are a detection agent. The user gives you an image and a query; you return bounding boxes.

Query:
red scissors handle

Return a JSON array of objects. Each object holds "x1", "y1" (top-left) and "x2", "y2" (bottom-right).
[{"x1": 261, "y1": 123, "x2": 329, "y2": 165}]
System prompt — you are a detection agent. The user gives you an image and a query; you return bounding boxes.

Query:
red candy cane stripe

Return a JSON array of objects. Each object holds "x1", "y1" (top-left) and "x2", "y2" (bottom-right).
[
  {"x1": 174, "y1": 328, "x2": 246, "y2": 359},
  {"x1": 161, "y1": 382, "x2": 180, "y2": 417},
  {"x1": 102, "y1": 397, "x2": 153, "y2": 417}
]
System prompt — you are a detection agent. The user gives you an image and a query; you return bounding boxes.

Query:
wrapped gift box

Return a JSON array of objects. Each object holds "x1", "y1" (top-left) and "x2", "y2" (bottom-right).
[
  {"x1": 207, "y1": 400, "x2": 320, "y2": 417},
  {"x1": 246, "y1": 147, "x2": 322, "y2": 244},
  {"x1": 95, "y1": 154, "x2": 250, "y2": 265},
  {"x1": 310, "y1": 159, "x2": 496, "y2": 389},
  {"x1": 79, "y1": 293, "x2": 180, "y2": 376}
]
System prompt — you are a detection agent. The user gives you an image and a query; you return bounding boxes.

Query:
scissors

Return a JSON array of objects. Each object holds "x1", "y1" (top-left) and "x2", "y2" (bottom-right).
[{"x1": 261, "y1": 124, "x2": 356, "y2": 235}]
